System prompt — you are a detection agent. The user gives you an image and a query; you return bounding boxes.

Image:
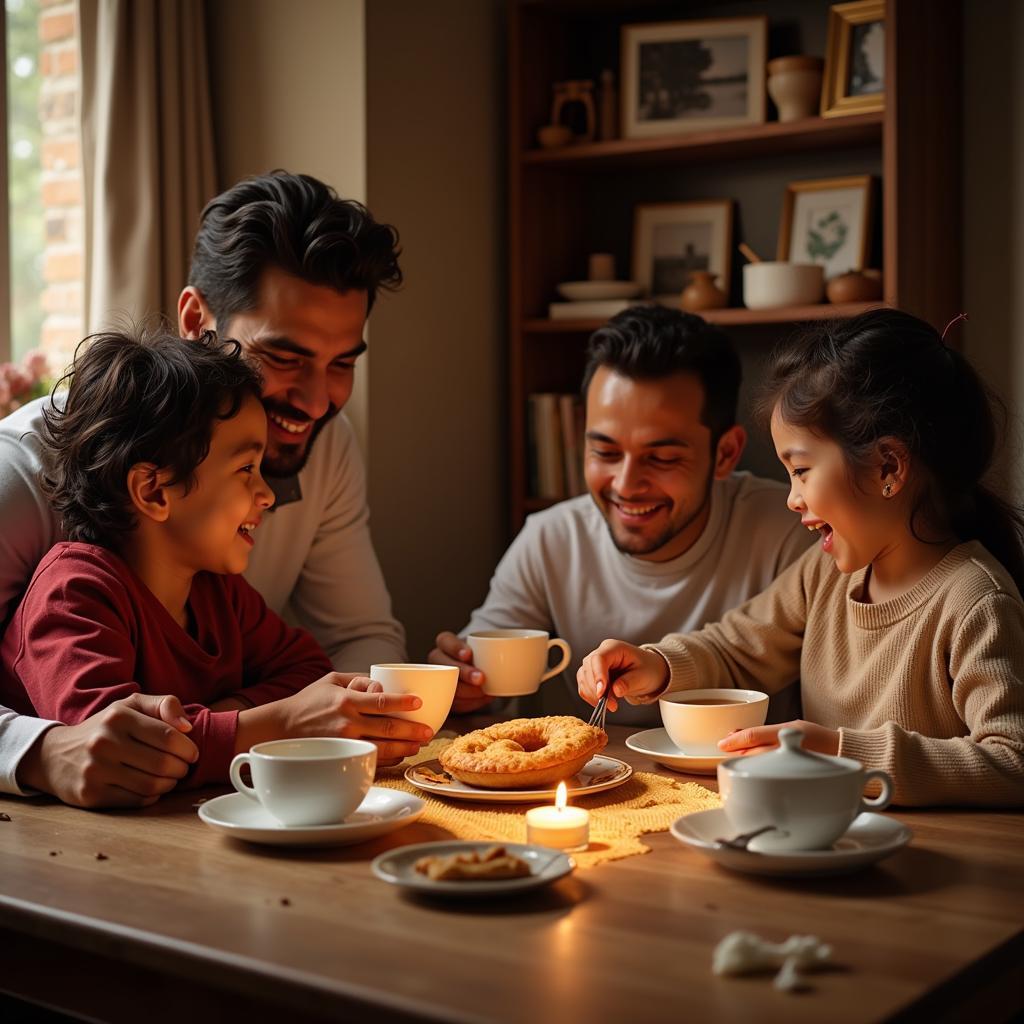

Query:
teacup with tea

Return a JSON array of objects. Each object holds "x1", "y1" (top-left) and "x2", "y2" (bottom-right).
[
  {"x1": 229, "y1": 737, "x2": 376, "y2": 827},
  {"x1": 658, "y1": 688, "x2": 769, "y2": 754},
  {"x1": 370, "y1": 663, "x2": 459, "y2": 734}
]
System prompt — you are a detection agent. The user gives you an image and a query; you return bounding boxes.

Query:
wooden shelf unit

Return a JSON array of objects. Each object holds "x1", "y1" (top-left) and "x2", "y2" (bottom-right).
[{"x1": 507, "y1": 0, "x2": 962, "y2": 532}]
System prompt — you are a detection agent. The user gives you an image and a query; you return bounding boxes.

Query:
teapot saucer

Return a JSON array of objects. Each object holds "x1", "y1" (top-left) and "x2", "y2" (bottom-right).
[{"x1": 670, "y1": 807, "x2": 912, "y2": 877}]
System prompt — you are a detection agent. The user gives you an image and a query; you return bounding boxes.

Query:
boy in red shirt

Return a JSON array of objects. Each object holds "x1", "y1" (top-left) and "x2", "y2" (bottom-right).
[{"x1": 0, "y1": 328, "x2": 430, "y2": 786}]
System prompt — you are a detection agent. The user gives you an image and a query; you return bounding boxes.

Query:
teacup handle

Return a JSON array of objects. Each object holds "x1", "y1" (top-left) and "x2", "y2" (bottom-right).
[
  {"x1": 229, "y1": 753, "x2": 260, "y2": 803},
  {"x1": 860, "y1": 769, "x2": 893, "y2": 812},
  {"x1": 540, "y1": 638, "x2": 572, "y2": 682}
]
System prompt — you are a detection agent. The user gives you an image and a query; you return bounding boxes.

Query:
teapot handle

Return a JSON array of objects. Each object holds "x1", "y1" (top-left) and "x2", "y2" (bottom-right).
[{"x1": 860, "y1": 769, "x2": 893, "y2": 812}]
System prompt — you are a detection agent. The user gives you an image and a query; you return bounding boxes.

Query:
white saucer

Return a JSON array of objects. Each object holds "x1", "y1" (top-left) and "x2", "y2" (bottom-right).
[
  {"x1": 556, "y1": 280, "x2": 642, "y2": 301},
  {"x1": 625, "y1": 728, "x2": 726, "y2": 775},
  {"x1": 670, "y1": 807, "x2": 912, "y2": 877},
  {"x1": 406, "y1": 754, "x2": 632, "y2": 803},
  {"x1": 372, "y1": 840, "x2": 573, "y2": 898},
  {"x1": 198, "y1": 787, "x2": 424, "y2": 846}
]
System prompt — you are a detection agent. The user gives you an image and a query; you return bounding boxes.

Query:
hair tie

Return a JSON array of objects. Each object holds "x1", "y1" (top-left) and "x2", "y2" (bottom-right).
[{"x1": 941, "y1": 312, "x2": 968, "y2": 343}]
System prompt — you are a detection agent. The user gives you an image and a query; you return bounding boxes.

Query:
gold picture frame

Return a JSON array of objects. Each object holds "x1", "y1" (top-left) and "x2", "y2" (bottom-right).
[
  {"x1": 821, "y1": 0, "x2": 886, "y2": 118},
  {"x1": 778, "y1": 176, "x2": 874, "y2": 279},
  {"x1": 621, "y1": 16, "x2": 767, "y2": 138},
  {"x1": 632, "y1": 199, "x2": 734, "y2": 306}
]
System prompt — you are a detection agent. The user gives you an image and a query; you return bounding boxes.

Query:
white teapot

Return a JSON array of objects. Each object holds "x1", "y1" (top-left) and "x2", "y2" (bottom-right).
[{"x1": 717, "y1": 727, "x2": 893, "y2": 852}]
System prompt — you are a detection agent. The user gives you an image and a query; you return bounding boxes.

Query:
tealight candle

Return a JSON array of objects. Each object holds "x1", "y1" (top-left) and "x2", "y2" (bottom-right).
[{"x1": 525, "y1": 781, "x2": 589, "y2": 852}]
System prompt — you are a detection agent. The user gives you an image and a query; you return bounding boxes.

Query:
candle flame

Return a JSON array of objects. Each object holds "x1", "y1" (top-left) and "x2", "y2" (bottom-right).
[{"x1": 555, "y1": 780, "x2": 567, "y2": 811}]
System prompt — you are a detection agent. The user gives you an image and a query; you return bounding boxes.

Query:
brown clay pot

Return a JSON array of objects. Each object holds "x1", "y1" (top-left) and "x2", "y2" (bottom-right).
[
  {"x1": 767, "y1": 56, "x2": 824, "y2": 122},
  {"x1": 681, "y1": 271, "x2": 728, "y2": 312},
  {"x1": 826, "y1": 269, "x2": 883, "y2": 303}
]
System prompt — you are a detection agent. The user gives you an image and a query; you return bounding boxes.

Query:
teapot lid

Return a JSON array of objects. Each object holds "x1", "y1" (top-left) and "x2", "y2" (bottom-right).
[{"x1": 723, "y1": 728, "x2": 850, "y2": 778}]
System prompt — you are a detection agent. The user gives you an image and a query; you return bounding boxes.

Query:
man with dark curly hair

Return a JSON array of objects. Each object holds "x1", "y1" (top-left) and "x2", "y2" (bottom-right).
[{"x1": 0, "y1": 172, "x2": 411, "y2": 806}]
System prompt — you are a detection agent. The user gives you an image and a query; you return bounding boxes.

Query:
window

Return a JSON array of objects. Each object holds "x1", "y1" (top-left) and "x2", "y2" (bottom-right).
[{"x1": 4, "y1": 0, "x2": 82, "y2": 376}]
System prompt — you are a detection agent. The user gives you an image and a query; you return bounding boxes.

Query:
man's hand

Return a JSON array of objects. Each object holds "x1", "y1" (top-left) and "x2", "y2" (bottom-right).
[
  {"x1": 237, "y1": 672, "x2": 434, "y2": 767},
  {"x1": 15, "y1": 694, "x2": 199, "y2": 808},
  {"x1": 717, "y1": 720, "x2": 841, "y2": 757},
  {"x1": 428, "y1": 631, "x2": 492, "y2": 714}
]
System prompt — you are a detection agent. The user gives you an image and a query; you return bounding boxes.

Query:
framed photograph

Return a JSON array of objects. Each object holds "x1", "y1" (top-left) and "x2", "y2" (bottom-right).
[
  {"x1": 821, "y1": 0, "x2": 886, "y2": 117},
  {"x1": 778, "y1": 176, "x2": 874, "y2": 279},
  {"x1": 621, "y1": 17, "x2": 767, "y2": 138},
  {"x1": 633, "y1": 200, "x2": 733, "y2": 305}
]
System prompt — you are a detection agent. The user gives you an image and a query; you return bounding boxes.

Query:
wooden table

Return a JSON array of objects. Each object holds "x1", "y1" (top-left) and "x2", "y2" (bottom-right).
[{"x1": 0, "y1": 726, "x2": 1021, "y2": 1024}]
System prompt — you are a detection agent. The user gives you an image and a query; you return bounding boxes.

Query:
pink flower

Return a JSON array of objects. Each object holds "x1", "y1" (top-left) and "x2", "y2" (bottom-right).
[
  {"x1": 22, "y1": 349, "x2": 49, "y2": 382},
  {"x1": 5, "y1": 365, "x2": 32, "y2": 398}
]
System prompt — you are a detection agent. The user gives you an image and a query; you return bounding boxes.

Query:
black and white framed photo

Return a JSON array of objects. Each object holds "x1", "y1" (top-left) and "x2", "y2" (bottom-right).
[
  {"x1": 632, "y1": 200, "x2": 733, "y2": 305},
  {"x1": 621, "y1": 17, "x2": 767, "y2": 138},
  {"x1": 821, "y1": 0, "x2": 885, "y2": 117}
]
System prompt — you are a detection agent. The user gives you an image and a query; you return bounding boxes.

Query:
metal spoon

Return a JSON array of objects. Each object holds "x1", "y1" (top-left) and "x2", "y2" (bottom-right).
[{"x1": 714, "y1": 825, "x2": 779, "y2": 850}]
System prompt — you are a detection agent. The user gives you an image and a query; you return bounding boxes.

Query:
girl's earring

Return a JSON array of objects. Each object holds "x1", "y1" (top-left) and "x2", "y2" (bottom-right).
[{"x1": 882, "y1": 480, "x2": 894, "y2": 498}]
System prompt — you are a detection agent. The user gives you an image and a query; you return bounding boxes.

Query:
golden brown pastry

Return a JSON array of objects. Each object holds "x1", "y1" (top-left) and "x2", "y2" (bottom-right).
[
  {"x1": 439, "y1": 716, "x2": 607, "y2": 789},
  {"x1": 414, "y1": 845, "x2": 531, "y2": 881}
]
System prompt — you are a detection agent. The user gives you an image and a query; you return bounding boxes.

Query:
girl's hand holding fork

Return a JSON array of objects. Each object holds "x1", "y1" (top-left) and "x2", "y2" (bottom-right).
[{"x1": 577, "y1": 639, "x2": 670, "y2": 713}]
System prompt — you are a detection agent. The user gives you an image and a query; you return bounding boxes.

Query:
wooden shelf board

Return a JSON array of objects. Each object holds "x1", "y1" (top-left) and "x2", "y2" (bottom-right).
[
  {"x1": 521, "y1": 112, "x2": 883, "y2": 169},
  {"x1": 522, "y1": 301, "x2": 886, "y2": 333}
]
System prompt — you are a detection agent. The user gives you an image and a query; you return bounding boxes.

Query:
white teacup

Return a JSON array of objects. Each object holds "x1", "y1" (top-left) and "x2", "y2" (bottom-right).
[
  {"x1": 717, "y1": 728, "x2": 894, "y2": 852},
  {"x1": 466, "y1": 628, "x2": 572, "y2": 697},
  {"x1": 369, "y1": 663, "x2": 458, "y2": 734},
  {"x1": 229, "y1": 737, "x2": 376, "y2": 827},
  {"x1": 659, "y1": 688, "x2": 769, "y2": 755}
]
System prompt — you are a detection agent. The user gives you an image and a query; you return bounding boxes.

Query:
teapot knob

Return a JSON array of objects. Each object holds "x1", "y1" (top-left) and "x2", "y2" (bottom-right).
[{"x1": 778, "y1": 727, "x2": 805, "y2": 751}]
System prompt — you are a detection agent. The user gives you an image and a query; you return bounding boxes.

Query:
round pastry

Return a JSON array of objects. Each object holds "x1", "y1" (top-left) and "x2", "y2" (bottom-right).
[{"x1": 440, "y1": 716, "x2": 608, "y2": 789}]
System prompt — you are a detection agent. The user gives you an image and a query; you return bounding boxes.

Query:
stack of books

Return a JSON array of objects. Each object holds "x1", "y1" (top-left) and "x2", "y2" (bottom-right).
[{"x1": 526, "y1": 393, "x2": 586, "y2": 501}]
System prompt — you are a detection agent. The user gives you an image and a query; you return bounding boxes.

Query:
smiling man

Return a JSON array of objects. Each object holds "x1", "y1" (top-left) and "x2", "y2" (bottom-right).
[
  {"x1": 430, "y1": 306, "x2": 811, "y2": 724},
  {"x1": 0, "y1": 172, "x2": 413, "y2": 804}
]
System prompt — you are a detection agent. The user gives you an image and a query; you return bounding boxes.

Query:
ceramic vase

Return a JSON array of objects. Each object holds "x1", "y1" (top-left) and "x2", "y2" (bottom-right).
[
  {"x1": 681, "y1": 271, "x2": 728, "y2": 312},
  {"x1": 767, "y1": 56, "x2": 824, "y2": 122},
  {"x1": 826, "y1": 269, "x2": 883, "y2": 303}
]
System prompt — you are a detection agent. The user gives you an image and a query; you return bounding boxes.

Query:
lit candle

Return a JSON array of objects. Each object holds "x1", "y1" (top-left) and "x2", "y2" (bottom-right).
[{"x1": 525, "y1": 781, "x2": 590, "y2": 852}]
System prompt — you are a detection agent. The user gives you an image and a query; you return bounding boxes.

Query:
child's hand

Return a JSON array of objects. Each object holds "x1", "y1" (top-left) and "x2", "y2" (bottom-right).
[
  {"x1": 717, "y1": 720, "x2": 841, "y2": 757},
  {"x1": 577, "y1": 640, "x2": 670, "y2": 713},
  {"x1": 248, "y1": 672, "x2": 434, "y2": 766}
]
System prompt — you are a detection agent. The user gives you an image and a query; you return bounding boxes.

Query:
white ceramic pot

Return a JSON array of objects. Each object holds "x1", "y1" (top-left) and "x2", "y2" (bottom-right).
[
  {"x1": 717, "y1": 728, "x2": 894, "y2": 851},
  {"x1": 743, "y1": 262, "x2": 824, "y2": 308}
]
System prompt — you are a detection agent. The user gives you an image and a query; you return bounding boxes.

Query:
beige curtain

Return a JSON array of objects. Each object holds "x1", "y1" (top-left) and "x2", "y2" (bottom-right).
[{"x1": 79, "y1": 0, "x2": 216, "y2": 331}]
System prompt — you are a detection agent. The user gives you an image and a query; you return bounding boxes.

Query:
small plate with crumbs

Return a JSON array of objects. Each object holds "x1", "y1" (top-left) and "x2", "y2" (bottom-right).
[{"x1": 371, "y1": 841, "x2": 573, "y2": 897}]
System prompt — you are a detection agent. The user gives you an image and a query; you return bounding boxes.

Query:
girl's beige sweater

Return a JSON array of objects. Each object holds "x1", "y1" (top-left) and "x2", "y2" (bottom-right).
[{"x1": 651, "y1": 541, "x2": 1024, "y2": 806}]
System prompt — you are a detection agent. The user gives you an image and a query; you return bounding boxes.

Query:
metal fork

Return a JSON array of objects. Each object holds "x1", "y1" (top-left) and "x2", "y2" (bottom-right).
[{"x1": 587, "y1": 690, "x2": 610, "y2": 731}]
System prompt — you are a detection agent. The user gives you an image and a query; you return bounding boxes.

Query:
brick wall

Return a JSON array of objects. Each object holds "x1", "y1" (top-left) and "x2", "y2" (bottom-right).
[{"x1": 38, "y1": 0, "x2": 81, "y2": 373}]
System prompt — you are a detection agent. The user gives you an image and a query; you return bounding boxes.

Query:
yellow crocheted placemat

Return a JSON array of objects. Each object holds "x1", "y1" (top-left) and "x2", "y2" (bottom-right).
[{"x1": 376, "y1": 738, "x2": 720, "y2": 869}]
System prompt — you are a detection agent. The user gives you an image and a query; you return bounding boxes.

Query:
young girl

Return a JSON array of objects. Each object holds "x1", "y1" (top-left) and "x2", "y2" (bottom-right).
[{"x1": 578, "y1": 308, "x2": 1024, "y2": 806}]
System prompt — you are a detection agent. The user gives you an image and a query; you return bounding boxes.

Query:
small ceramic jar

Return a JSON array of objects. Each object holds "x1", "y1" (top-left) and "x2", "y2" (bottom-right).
[
  {"x1": 680, "y1": 271, "x2": 728, "y2": 312},
  {"x1": 717, "y1": 728, "x2": 893, "y2": 852},
  {"x1": 767, "y1": 56, "x2": 825, "y2": 122},
  {"x1": 826, "y1": 269, "x2": 884, "y2": 303}
]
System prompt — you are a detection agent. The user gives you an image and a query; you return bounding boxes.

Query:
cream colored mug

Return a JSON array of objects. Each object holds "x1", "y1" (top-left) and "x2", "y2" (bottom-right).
[{"x1": 467, "y1": 628, "x2": 571, "y2": 697}]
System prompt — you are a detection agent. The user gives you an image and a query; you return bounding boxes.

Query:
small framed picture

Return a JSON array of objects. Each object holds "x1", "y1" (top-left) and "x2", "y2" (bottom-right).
[
  {"x1": 621, "y1": 17, "x2": 767, "y2": 138},
  {"x1": 778, "y1": 176, "x2": 874, "y2": 279},
  {"x1": 821, "y1": 0, "x2": 886, "y2": 117},
  {"x1": 633, "y1": 200, "x2": 733, "y2": 305}
]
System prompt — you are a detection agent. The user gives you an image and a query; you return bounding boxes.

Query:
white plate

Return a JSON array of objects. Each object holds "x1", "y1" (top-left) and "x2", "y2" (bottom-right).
[
  {"x1": 198, "y1": 787, "x2": 424, "y2": 846},
  {"x1": 372, "y1": 840, "x2": 573, "y2": 898},
  {"x1": 625, "y1": 728, "x2": 726, "y2": 775},
  {"x1": 556, "y1": 280, "x2": 642, "y2": 301},
  {"x1": 405, "y1": 754, "x2": 632, "y2": 803},
  {"x1": 669, "y1": 807, "x2": 912, "y2": 877}
]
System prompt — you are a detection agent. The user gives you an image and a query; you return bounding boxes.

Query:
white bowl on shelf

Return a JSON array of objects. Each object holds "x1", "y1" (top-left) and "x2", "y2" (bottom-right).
[
  {"x1": 556, "y1": 280, "x2": 642, "y2": 301},
  {"x1": 743, "y1": 262, "x2": 824, "y2": 309}
]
